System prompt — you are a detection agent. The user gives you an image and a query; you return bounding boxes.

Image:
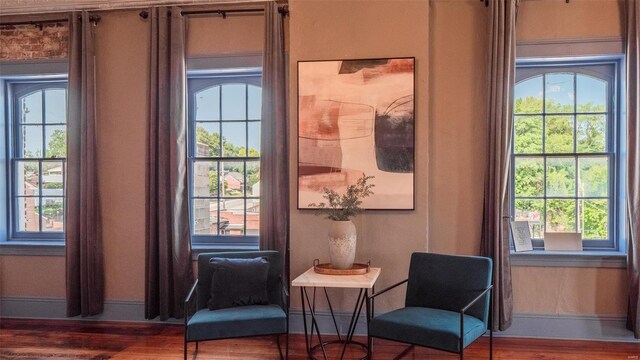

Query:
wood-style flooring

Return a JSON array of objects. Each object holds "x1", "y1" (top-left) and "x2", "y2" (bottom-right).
[{"x1": 1, "y1": 318, "x2": 639, "y2": 359}]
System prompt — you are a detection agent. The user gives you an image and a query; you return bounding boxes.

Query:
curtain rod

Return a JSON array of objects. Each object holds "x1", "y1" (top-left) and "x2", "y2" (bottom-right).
[
  {"x1": 0, "y1": 15, "x2": 101, "y2": 29},
  {"x1": 139, "y1": 5, "x2": 288, "y2": 20},
  {"x1": 480, "y1": 0, "x2": 569, "y2": 6}
]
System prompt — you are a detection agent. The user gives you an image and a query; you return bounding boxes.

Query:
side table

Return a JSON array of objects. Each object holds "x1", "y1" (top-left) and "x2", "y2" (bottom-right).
[{"x1": 291, "y1": 266, "x2": 381, "y2": 360}]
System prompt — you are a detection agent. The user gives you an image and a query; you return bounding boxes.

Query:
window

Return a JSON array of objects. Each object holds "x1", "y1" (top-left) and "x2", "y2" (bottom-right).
[
  {"x1": 7, "y1": 80, "x2": 68, "y2": 240},
  {"x1": 512, "y1": 59, "x2": 622, "y2": 251},
  {"x1": 187, "y1": 71, "x2": 261, "y2": 247}
]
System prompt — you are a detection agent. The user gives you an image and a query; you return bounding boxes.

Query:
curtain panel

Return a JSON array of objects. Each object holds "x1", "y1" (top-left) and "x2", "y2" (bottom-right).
[
  {"x1": 66, "y1": 11, "x2": 104, "y2": 317},
  {"x1": 145, "y1": 6, "x2": 193, "y2": 320},
  {"x1": 480, "y1": 0, "x2": 519, "y2": 332},
  {"x1": 626, "y1": 0, "x2": 640, "y2": 339},
  {"x1": 260, "y1": 2, "x2": 290, "y2": 285}
]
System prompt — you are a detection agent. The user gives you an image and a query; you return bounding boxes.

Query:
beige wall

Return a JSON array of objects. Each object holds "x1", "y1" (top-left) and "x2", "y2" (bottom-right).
[
  {"x1": 288, "y1": 0, "x2": 429, "y2": 312},
  {"x1": 0, "y1": 0, "x2": 630, "y2": 320}
]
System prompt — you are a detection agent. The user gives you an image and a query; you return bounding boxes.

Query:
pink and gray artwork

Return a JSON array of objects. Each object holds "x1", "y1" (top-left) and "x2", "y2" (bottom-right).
[{"x1": 298, "y1": 58, "x2": 415, "y2": 210}]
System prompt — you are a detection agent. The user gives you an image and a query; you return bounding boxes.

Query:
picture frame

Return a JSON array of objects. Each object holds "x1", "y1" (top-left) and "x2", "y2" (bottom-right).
[
  {"x1": 510, "y1": 221, "x2": 534, "y2": 252},
  {"x1": 297, "y1": 57, "x2": 416, "y2": 210}
]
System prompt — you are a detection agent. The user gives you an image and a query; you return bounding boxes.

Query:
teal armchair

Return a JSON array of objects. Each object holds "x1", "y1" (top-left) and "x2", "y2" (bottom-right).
[
  {"x1": 367, "y1": 252, "x2": 493, "y2": 359},
  {"x1": 184, "y1": 251, "x2": 288, "y2": 360}
]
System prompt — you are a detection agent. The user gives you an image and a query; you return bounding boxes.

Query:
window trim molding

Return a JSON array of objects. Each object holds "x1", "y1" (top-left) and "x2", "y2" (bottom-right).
[
  {"x1": 512, "y1": 56, "x2": 625, "y2": 254},
  {"x1": 186, "y1": 69, "x2": 262, "y2": 248}
]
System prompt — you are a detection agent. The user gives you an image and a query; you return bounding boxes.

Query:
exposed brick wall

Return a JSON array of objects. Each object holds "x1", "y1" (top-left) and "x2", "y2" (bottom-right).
[{"x1": 0, "y1": 23, "x2": 68, "y2": 61}]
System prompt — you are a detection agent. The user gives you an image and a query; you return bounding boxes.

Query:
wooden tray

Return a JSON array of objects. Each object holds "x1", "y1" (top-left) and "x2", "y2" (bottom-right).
[{"x1": 313, "y1": 259, "x2": 370, "y2": 275}]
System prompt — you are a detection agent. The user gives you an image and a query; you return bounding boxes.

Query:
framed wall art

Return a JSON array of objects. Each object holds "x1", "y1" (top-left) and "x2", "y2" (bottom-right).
[{"x1": 297, "y1": 57, "x2": 415, "y2": 210}]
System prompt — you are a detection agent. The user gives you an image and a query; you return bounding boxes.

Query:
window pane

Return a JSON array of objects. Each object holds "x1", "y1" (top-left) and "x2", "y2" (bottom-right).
[
  {"x1": 514, "y1": 116, "x2": 543, "y2": 154},
  {"x1": 514, "y1": 157, "x2": 544, "y2": 197},
  {"x1": 576, "y1": 115, "x2": 606, "y2": 153},
  {"x1": 21, "y1": 125, "x2": 43, "y2": 158},
  {"x1": 192, "y1": 161, "x2": 218, "y2": 197},
  {"x1": 546, "y1": 199, "x2": 576, "y2": 232},
  {"x1": 547, "y1": 157, "x2": 576, "y2": 197},
  {"x1": 221, "y1": 161, "x2": 245, "y2": 197},
  {"x1": 578, "y1": 157, "x2": 608, "y2": 197},
  {"x1": 44, "y1": 89, "x2": 67, "y2": 123},
  {"x1": 248, "y1": 121, "x2": 261, "y2": 157},
  {"x1": 579, "y1": 199, "x2": 608, "y2": 239},
  {"x1": 545, "y1": 115, "x2": 574, "y2": 153},
  {"x1": 17, "y1": 197, "x2": 40, "y2": 232},
  {"x1": 45, "y1": 125, "x2": 66, "y2": 158},
  {"x1": 246, "y1": 161, "x2": 260, "y2": 197},
  {"x1": 195, "y1": 86, "x2": 220, "y2": 121},
  {"x1": 41, "y1": 197, "x2": 64, "y2": 232},
  {"x1": 248, "y1": 85, "x2": 262, "y2": 120},
  {"x1": 222, "y1": 122, "x2": 246, "y2": 157},
  {"x1": 577, "y1": 75, "x2": 606, "y2": 113},
  {"x1": 20, "y1": 90, "x2": 43, "y2": 124},
  {"x1": 514, "y1": 199, "x2": 544, "y2": 238},
  {"x1": 514, "y1": 76, "x2": 543, "y2": 114},
  {"x1": 220, "y1": 199, "x2": 245, "y2": 235},
  {"x1": 221, "y1": 84, "x2": 246, "y2": 120},
  {"x1": 545, "y1": 73, "x2": 574, "y2": 113},
  {"x1": 16, "y1": 161, "x2": 39, "y2": 196},
  {"x1": 42, "y1": 161, "x2": 64, "y2": 196},
  {"x1": 195, "y1": 122, "x2": 220, "y2": 157},
  {"x1": 246, "y1": 198, "x2": 260, "y2": 236},
  {"x1": 193, "y1": 199, "x2": 219, "y2": 235}
]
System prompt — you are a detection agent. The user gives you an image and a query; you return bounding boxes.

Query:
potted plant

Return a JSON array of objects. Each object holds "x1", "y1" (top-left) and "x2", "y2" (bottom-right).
[{"x1": 309, "y1": 174, "x2": 375, "y2": 269}]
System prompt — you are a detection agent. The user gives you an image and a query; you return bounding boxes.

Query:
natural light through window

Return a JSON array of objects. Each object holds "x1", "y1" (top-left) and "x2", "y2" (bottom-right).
[
  {"x1": 10, "y1": 81, "x2": 67, "y2": 239},
  {"x1": 188, "y1": 72, "x2": 261, "y2": 246},
  {"x1": 512, "y1": 61, "x2": 619, "y2": 250}
]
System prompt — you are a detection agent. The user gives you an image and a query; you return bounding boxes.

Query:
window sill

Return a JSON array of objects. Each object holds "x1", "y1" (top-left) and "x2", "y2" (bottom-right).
[
  {"x1": 191, "y1": 244, "x2": 260, "y2": 260},
  {"x1": 0, "y1": 241, "x2": 65, "y2": 256},
  {"x1": 510, "y1": 250, "x2": 626, "y2": 268}
]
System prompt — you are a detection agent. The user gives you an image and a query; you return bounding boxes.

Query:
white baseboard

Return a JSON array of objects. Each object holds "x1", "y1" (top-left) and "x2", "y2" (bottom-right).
[{"x1": 1, "y1": 296, "x2": 637, "y2": 342}]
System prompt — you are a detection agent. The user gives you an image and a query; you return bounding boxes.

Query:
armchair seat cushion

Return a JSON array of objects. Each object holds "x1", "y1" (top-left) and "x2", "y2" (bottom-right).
[
  {"x1": 369, "y1": 307, "x2": 486, "y2": 353},
  {"x1": 186, "y1": 304, "x2": 286, "y2": 342}
]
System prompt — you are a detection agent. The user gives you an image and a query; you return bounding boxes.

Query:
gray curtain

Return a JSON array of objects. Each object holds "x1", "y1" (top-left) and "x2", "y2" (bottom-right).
[
  {"x1": 480, "y1": 0, "x2": 519, "y2": 331},
  {"x1": 260, "y1": 2, "x2": 289, "y2": 284},
  {"x1": 66, "y1": 11, "x2": 104, "y2": 317},
  {"x1": 145, "y1": 6, "x2": 193, "y2": 320},
  {"x1": 626, "y1": 0, "x2": 640, "y2": 339}
]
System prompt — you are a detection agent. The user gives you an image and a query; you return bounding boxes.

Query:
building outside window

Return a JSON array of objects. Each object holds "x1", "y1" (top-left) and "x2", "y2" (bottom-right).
[
  {"x1": 187, "y1": 71, "x2": 261, "y2": 247},
  {"x1": 7, "y1": 80, "x2": 67, "y2": 240},
  {"x1": 512, "y1": 58, "x2": 622, "y2": 251}
]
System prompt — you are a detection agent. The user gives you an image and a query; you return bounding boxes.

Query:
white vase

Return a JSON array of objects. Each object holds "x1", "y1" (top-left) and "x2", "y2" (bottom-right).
[{"x1": 328, "y1": 220, "x2": 357, "y2": 269}]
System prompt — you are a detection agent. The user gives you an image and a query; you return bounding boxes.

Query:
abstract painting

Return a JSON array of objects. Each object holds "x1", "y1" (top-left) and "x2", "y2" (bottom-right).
[{"x1": 298, "y1": 58, "x2": 415, "y2": 210}]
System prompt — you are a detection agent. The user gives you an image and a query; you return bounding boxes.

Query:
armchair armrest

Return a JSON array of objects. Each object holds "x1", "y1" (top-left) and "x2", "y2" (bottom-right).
[
  {"x1": 458, "y1": 284, "x2": 493, "y2": 351},
  {"x1": 184, "y1": 279, "x2": 198, "y2": 325},
  {"x1": 460, "y1": 284, "x2": 493, "y2": 314},
  {"x1": 279, "y1": 276, "x2": 290, "y2": 313},
  {"x1": 368, "y1": 279, "x2": 408, "y2": 300},
  {"x1": 184, "y1": 279, "x2": 198, "y2": 305}
]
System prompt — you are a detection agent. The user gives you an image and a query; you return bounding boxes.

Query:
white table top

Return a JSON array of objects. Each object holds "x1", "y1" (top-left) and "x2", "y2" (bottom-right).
[{"x1": 291, "y1": 267, "x2": 381, "y2": 289}]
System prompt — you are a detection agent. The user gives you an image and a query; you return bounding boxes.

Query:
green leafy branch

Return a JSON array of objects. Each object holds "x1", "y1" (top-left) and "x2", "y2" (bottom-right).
[{"x1": 308, "y1": 174, "x2": 375, "y2": 221}]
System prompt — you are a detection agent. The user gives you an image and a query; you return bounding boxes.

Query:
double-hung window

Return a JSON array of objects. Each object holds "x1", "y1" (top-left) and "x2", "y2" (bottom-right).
[
  {"x1": 7, "y1": 80, "x2": 68, "y2": 241},
  {"x1": 512, "y1": 58, "x2": 622, "y2": 251},
  {"x1": 187, "y1": 71, "x2": 262, "y2": 247}
]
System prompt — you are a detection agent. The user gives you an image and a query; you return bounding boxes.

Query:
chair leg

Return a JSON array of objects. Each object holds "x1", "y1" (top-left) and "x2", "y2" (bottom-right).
[
  {"x1": 276, "y1": 335, "x2": 283, "y2": 360},
  {"x1": 490, "y1": 326, "x2": 493, "y2": 360},
  {"x1": 367, "y1": 336, "x2": 372, "y2": 359},
  {"x1": 285, "y1": 332, "x2": 289, "y2": 360},
  {"x1": 184, "y1": 340, "x2": 187, "y2": 360}
]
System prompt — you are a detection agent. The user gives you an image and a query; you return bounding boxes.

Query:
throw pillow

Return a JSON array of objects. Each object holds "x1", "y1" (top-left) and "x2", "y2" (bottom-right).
[{"x1": 208, "y1": 256, "x2": 270, "y2": 310}]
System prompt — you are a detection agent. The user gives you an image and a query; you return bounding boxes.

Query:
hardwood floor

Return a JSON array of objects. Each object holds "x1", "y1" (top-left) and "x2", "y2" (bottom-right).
[{"x1": 1, "y1": 318, "x2": 639, "y2": 359}]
